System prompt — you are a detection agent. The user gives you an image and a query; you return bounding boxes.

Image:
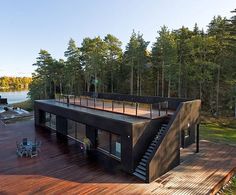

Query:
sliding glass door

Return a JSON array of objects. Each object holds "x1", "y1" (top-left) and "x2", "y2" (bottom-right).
[
  {"x1": 45, "y1": 112, "x2": 56, "y2": 130},
  {"x1": 97, "y1": 129, "x2": 121, "y2": 159},
  {"x1": 67, "y1": 119, "x2": 86, "y2": 143}
]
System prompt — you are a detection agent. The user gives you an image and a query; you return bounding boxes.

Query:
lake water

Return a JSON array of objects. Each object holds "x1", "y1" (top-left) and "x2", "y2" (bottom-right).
[{"x1": 0, "y1": 90, "x2": 29, "y2": 104}]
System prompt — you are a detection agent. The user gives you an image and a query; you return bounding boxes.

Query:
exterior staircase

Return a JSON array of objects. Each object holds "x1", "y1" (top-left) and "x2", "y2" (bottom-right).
[{"x1": 133, "y1": 123, "x2": 168, "y2": 181}]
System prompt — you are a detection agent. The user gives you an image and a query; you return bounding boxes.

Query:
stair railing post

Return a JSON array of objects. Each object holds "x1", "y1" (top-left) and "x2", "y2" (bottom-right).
[
  {"x1": 150, "y1": 104, "x2": 152, "y2": 119},
  {"x1": 102, "y1": 99, "x2": 105, "y2": 110},
  {"x1": 159, "y1": 103, "x2": 161, "y2": 116},
  {"x1": 196, "y1": 124, "x2": 200, "y2": 153},
  {"x1": 166, "y1": 101, "x2": 168, "y2": 115},
  {"x1": 112, "y1": 100, "x2": 114, "y2": 112},
  {"x1": 123, "y1": 102, "x2": 125, "y2": 114},
  {"x1": 86, "y1": 97, "x2": 88, "y2": 107},
  {"x1": 94, "y1": 97, "x2": 96, "y2": 108},
  {"x1": 67, "y1": 96, "x2": 69, "y2": 106},
  {"x1": 80, "y1": 96, "x2": 81, "y2": 106},
  {"x1": 136, "y1": 102, "x2": 138, "y2": 116}
]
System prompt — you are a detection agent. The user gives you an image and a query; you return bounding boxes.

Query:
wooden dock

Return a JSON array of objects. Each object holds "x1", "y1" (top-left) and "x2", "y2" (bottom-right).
[{"x1": 0, "y1": 120, "x2": 235, "y2": 194}]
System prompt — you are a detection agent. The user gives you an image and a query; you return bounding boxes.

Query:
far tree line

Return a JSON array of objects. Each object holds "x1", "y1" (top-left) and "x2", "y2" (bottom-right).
[
  {"x1": 29, "y1": 9, "x2": 236, "y2": 116},
  {"x1": 0, "y1": 76, "x2": 32, "y2": 90}
]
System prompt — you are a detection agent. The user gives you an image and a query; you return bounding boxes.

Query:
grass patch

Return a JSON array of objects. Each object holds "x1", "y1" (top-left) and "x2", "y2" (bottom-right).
[
  {"x1": 222, "y1": 176, "x2": 236, "y2": 195},
  {"x1": 11, "y1": 100, "x2": 33, "y2": 112},
  {"x1": 200, "y1": 122, "x2": 236, "y2": 145}
]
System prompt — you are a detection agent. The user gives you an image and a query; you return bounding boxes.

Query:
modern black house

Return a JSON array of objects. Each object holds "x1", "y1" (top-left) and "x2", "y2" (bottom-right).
[{"x1": 34, "y1": 92, "x2": 201, "y2": 183}]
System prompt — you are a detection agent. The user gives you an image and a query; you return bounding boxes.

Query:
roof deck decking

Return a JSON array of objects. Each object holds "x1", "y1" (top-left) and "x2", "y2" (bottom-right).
[{"x1": 0, "y1": 120, "x2": 236, "y2": 194}]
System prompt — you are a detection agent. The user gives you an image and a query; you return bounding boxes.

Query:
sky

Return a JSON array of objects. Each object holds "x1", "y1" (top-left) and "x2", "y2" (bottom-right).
[{"x1": 0, "y1": 0, "x2": 235, "y2": 77}]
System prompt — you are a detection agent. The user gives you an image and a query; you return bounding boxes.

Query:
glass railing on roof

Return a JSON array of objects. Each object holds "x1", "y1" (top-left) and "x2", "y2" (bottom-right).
[{"x1": 55, "y1": 93, "x2": 172, "y2": 119}]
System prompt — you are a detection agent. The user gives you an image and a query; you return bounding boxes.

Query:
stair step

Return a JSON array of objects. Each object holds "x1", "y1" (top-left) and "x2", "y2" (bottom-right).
[
  {"x1": 141, "y1": 158, "x2": 148, "y2": 163},
  {"x1": 143, "y1": 154, "x2": 150, "y2": 159},
  {"x1": 138, "y1": 165, "x2": 146, "y2": 171},
  {"x1": 135, "y1": 168, "x2": 146, "y2": 176},
  {"x1": 140, "y1": 161, "x2": 146, "y2": 166},
  {"x1": 145, "y1": 151, "x2": 152, "y2": 155},
  {"x1": 151, "y1": 143, "x2": 156, "y2": 147},
  {"x1": 152, "y1": 140, "x2": 157, "y2": 144},
  {"x1": 133, "y1": 172, "x2": 146, "y2": 181},
  {"x1": 147, "y1": 149, "x2": 153, "y2": 153},
  {"x1": 148, "y1": 146, "x2": 155, "y2": 150},
  {"x1": 162, "y1": 124, "x2": 168, "y2": 127}
]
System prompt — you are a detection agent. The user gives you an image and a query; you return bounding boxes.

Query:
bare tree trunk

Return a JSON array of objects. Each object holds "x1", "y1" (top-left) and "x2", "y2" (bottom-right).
[
  {"x1": 95, "y1": 73, "x2": 97, "y2": 93},
  {"x1": 111, "y1": 71, "x2": 114, "y2": 93},
  {"x1": 216, "y1": 65, "x2": 220, "y2": 116},
  {"x1": 87, "y1": 79, "x2": 90, "y2": 92},
  {"x1": 199, "y1": 81, "x2": 202, "y2": 100},
  {"x1": 137, "y1": 70, "x2": 139, "y2": 96},
  {"x1": 53, "y1": 80, "x2": 56, "y2": 98},
  {"x1": 130, "y1": 60, "x2": 134, "y2": 95},
  {"x1": 162, "y1": 60, "x2": 165, "y2": 97},
  {"x1": 235, "y1": 100, "x2": 236, "y2": 118},
  {"x1": 78, "y1": 81, "x2": 80, "y2": 96},
  {"x1": 140, "y1": 73, "x2": 142, "y2": 96},
  {"x1": 156, "y1": 71, "x2": 160, "y2": 96},
  {"x1": 44, "y1": 83, "x2": 47, "y2": 99},
  {"x1": 178, "y1": 62, "x2": 181, "y2": 98},
  {"x1": 70, "y1": 80, "x2": 73, "y2": 94},
  {"x1": 49, "y1": 81, "x2": 52, "y2": 96},
  {"x1": 168, "y1": 74, "x2": 171, "y2": 98},
  {"x1": 59, "y1": 80, "x2": 62, "y2": 94}
]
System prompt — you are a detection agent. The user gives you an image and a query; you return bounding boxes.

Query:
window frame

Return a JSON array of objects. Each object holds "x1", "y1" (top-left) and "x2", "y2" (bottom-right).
[{"x1": 97, "y1": 129, "x2": 121, "y2": 161}]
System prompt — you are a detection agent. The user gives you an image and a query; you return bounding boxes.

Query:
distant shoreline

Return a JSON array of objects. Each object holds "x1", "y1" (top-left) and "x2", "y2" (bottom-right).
[{"x1": 0, "y1": 88, "x2": 29, "y2": 92}]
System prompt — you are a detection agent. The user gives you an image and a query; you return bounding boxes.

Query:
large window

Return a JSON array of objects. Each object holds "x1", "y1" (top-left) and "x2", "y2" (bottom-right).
[
  {"x1": 97, "y1": 129, "x2": 121, "y2": 159},
  {"x1": 97, "y1": 129, "x2": 110, "y2": 152},
  {"x1": 67, "y1": 119, "x2": 86, "y2": 142},
  {"x1": 45, "y1": 112, "x2": 56, "y2": 130},
  {"x1": 111, "y1": 134, "x2": 121, "y2": 158}
]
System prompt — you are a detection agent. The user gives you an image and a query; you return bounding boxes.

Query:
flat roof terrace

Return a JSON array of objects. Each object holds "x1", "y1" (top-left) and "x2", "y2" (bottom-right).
[
  {"x1": 55, "y1": 94, "x2": 175, "y2": 119},
  {"x1": 1, "y1": 120, "x2": 236, "y2": 194},
  {"x1": 36, "y1": 99, "x2": 151, "y2": 124}
]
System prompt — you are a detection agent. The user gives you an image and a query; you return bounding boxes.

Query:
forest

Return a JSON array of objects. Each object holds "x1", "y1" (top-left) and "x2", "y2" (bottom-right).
[
  {"x1": 29, "y1": 9, "x2": 236, "y2": 116},
  {"x1": 0, "y1": 76, "x2": 32, "y2": 90}
]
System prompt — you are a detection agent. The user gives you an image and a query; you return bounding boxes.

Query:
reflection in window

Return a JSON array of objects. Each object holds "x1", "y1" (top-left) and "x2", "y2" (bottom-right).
[
  {"x1": 111, "y1": 133, "x2": 121, "y2": 158},
  {"x1": 67, "y1": 119, "x2": 86, "y2": 142},
  {"x1": 45, "y1": 112, "x2": 56, "y2": 130},
  {"x1": 184, "y1": 128, "x2": 190, "y2": 138},
  {"x1": 97, "y1": 129, "x2": 110, "y2": 153},
  {"x1": 97, "y1": 129, "x2": 121, "y2": 159}
]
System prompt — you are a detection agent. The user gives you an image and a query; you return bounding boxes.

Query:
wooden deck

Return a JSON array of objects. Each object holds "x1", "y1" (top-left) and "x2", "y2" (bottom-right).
[{"x1": 0, "y1": 120, "x2": 236, "y2": 194}]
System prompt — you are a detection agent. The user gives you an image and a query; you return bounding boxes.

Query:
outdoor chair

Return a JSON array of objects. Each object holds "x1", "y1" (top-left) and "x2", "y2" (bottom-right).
[
  {"x1": 29, "y1": 146, "x2": 38, "y2": 158},
  {"x1": 22, "y1": 138, "x2": 27, "y2": 146},
  {"x1": 16, "y1": 141, "x2": 28, "y2": 157},
  {"x1": 36, "y1": 140, "x2": 42, "y2": 152},
  {"x1": 16, "y1": 141, "x2": 23, "y2": 157},
  {"x1": 21, "y1": 147, "x2": 29, "y2": 157}
]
